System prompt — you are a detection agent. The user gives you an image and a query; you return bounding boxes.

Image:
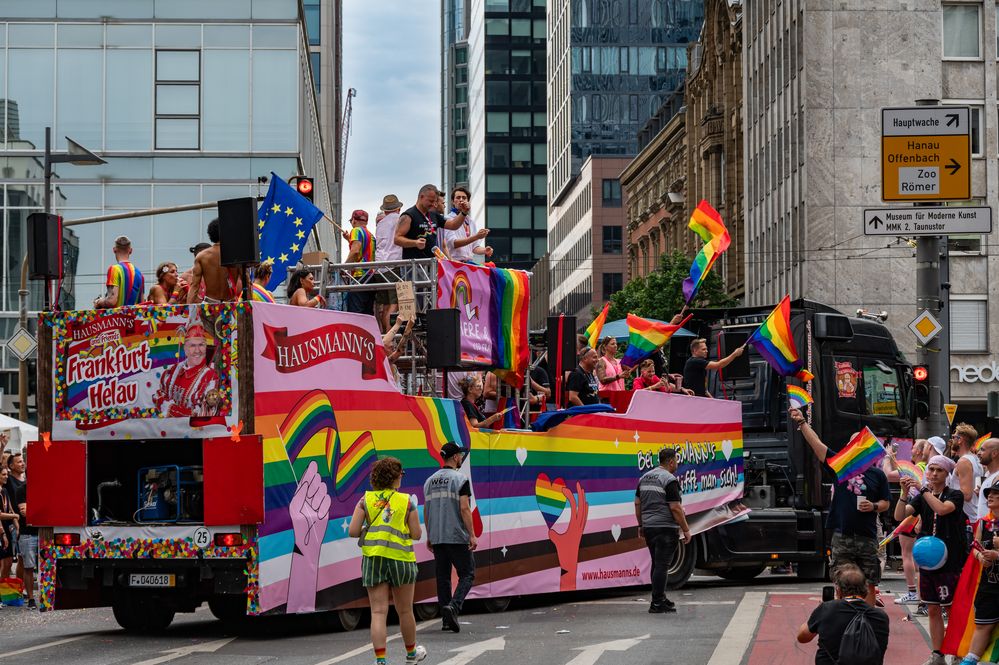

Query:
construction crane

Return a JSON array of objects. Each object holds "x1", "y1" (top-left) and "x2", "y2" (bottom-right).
[{"x1": 337, "y1": 87, "x2": 356, "y2": 222}]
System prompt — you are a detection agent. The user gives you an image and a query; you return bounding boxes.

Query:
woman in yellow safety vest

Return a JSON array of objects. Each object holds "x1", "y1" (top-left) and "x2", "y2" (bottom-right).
[{"x1": 348, "y1": 457, "x2": 426, "y2": 665}]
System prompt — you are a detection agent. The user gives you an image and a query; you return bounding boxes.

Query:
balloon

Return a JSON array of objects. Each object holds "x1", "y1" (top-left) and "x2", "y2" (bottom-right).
[{"x1": 913, "y1": 535, "x2": 948, "y2": 571}]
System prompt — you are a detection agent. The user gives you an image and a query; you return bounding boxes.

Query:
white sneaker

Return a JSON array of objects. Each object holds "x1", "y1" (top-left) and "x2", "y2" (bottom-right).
[
  {"x1": 895, "y1": 590, "x2": 919, "y2": 604},
  {"x1": 405, "y1": 645, "x2": 427, "y2": 664}
]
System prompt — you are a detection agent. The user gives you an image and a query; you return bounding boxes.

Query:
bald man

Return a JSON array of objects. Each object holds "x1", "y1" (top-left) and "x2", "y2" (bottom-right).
[{"x1": 978, "y1": 438, "x2": 999, "y2": 519}]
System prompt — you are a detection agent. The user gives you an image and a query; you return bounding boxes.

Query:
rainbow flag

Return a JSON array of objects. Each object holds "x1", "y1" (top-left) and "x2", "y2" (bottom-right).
[
  {"x1": 879, "y1": 514, "x2": 919, "y2": 549},
  {"x1": 333, "y1": 431, "x2": 377, "y2": 498},
  {"x1": 585, "y1": 303, "x2": 610, "y2": 350},
  {"x1": 0, "y1": 577, "x2": 23, "y2": 605},
  {"x1": 975, "y1": 432, "x2": 993, "y2": 453},
  {"x1": 787, "y1": 385, "x2": 813, "y2": 409},
  {"x1": 489, "y1": 267, "x2": 530, "y2": 388},
  {"x1": 826, "y1": 427, "x2": 886, "y2": 483},
  {"x1": 411, "y1": 397, "x2": 471, "y2": 464},
  {"x1": 942, "y1": 548, "x2": 999, "y2": 660},
  {"x1": 278, "y1": 390, "x2": 338, "y2": 470},
  {"x1": 747, "y1": 295, "x2": 812, "y2": 381},
  {"x1": 682, "y1": 201, "x2": 731, "y2": 304},
  {"x1": 620, "y1": 313, "x2": 692, "y2": 369},
  {"x1": 250, "y1": 283, "x2": 276, "y2": 303},
  {"x1": 896, "y1": 460, "x2": 924, "y2": 486}
]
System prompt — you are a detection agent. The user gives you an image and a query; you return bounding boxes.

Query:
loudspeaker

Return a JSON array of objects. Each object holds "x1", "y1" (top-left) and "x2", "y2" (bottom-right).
[
  {"x1": 27, "y1": 213, "x2": 62, "y2": 280},
  {"x1": 218, "y1": 197, "x2": 260, "y2": 266},
  {"x1": 427, "y1": 308, "x2": 461, "y2": 369},
  {"x1": 718, "y1": 330, "x2": 750, "y2": 380},
  {"x1": 546, "y1": 315, "x2": 577, "y2": 373}
]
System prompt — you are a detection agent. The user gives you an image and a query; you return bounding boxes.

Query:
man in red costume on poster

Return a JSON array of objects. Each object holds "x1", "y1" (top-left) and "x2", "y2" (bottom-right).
[{"x1": 153, "y1": 323, "x2": 221, "y2": 418}]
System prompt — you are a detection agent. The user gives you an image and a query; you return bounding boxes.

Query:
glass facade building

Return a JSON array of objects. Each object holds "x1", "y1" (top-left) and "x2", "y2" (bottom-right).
[
  {"x1": 0, "y1": 0, "x2": 332, "y2": 410},
  {"x1": 442, "y1": 0, "x2": 469, "y2": 195}
]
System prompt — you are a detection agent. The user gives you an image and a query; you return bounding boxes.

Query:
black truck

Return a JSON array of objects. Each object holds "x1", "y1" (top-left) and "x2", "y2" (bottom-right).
[{"x1": 666, "y1": 299, "x2": 914, "y2": 585}]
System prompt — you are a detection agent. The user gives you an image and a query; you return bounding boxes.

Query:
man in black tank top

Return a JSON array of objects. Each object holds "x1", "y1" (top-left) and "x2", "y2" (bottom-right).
[{"x1": 395, "y1": 184, "x2": 469, "y2": 260}]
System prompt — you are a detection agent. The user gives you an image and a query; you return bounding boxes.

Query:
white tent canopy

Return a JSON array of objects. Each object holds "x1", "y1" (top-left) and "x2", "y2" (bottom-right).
[{"x1": 0, "y1": 414, "x2": 38, "y2": 453}]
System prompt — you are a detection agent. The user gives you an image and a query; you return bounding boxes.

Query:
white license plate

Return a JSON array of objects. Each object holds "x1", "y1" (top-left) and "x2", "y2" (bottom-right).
[{"x1": 129, "y1": 574, "x2": 175, "y2": 587}]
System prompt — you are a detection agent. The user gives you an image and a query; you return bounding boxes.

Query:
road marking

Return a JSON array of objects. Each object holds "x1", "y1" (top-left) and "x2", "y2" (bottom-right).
[
  {"x1": 573, "y1": 599, "x2": 736, "y2": 606},
  {"x1": 706, "y1": 591, "x2": 767, "y2": 665},
  {"x1": 436, "y1": 636, "x2": 506, "y2": 665},
  {"x1": 564, "y1": 634, "x2": 649, "y2": 665},
  {"x1": 0, "y1": 635, "x2": 88, "y2": 660},
  {"x1": 312, "y1": 620, "x2": 435, "y2": 665},
  {"x1": 129, "y1": 637, "x2": 235, "y2": 665}
]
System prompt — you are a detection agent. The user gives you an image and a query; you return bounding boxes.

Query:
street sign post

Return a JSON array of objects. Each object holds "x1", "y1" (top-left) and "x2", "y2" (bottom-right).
[
  {"x1": 882, "y1": 107, "x2": 971, "y2": 201},
  {"x1": 864, "y1": 206, "x2": 992, "y2": 236}
]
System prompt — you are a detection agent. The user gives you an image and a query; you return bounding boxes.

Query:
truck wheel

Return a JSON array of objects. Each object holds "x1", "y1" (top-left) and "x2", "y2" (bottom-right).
[
  {"x1": 208, "y1": 595, "x2": 247, "y2": 625},
  {"x1": 717, "y1": 565, "x2": 767, "y2": 581},
  {"x1": 113, "y1": 594, "x2": 175, "y2": 633},
  {"x1": 796, "y1": 559, "x2": 828, "y2": 581},
  {"x1": 414, "y1": 602, "x2": 440, "y2": 621},
  {"x1": 335, "y1": 608, "x2": 364, "y2": 631},
  {"x1": 666, "y1": 538, "x2": 698, "y2": 590},
  {"x1": 483, "y1": 597, "x2": 511, "y2": 613}
]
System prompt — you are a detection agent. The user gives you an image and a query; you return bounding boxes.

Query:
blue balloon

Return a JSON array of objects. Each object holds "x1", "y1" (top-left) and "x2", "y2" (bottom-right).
[{"x1": 913, "y1": 535, "x2": 948, "y2": 571}]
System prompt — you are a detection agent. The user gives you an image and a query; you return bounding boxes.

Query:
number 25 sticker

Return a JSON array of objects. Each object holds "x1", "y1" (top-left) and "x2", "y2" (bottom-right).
[{"x1": 193, "y1": 527, "x2": 211, "y2": 548}]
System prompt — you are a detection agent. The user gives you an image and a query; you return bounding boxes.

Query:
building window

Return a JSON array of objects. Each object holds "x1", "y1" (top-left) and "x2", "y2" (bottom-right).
[
  {"x1": 943, "y1": 4, "x2": 981, "y2": 59},
  {"x1": 945, "y1": 199, "x2": 985, "y2": 253},
  {"x1": 155, "y1": 50, "x2": 200, "y2": 150},
  {"x1": 602, "y1": 226, "x2": 622, "y2": 254},
  {"x1": 309, "y1": 52, "x2": 321, "y2": 93},
  {"x1": 303, "y1": 2, "x2": 321, "y2": 45},
  {"x1": 950, "y1": 296, "x2": 988, "y2": 352},
  {"x1": 602, "y1": 272, "x2": 623, "y2": 300},
  {"x1": 942, "y1": 102, "x2": 983, "y2": 156},
  {"x1": 601, "y1": 179, "x2": 622, "y2": 207}
]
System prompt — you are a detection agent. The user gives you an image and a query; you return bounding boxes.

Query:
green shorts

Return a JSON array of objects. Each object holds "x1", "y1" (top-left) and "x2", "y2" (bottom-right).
[
  {"x1": 361, "y1": 554, "x2": 418, "y2": 588},
  {"x1": 830, "y1": 532, "x2": 881, "y2": 585},
  {"x1": 374, "y1": 273, "x2": 398, "y2": 305}
]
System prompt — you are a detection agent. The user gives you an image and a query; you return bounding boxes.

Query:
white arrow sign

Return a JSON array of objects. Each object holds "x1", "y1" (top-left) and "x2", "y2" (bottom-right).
[
  {"x1": 563, "y1": 634, "x2": 650, "y2": 665},
  {"x1": 436, "y1": 636, "x2": 506, "y2": 665},
  {"x1": 130, "y1": 637, "x2": 235, "y2": 665}
]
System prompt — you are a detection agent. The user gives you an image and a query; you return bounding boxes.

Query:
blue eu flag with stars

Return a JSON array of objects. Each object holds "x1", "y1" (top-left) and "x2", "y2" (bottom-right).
[{"x1": 258, "y1": 171, "x2": 325, "y2": 291}]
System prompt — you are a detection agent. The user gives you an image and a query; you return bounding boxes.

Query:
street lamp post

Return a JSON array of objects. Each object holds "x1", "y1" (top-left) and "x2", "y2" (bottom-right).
[{"x1": 17, "y1": 127, "x2": 104, "y2": 421}]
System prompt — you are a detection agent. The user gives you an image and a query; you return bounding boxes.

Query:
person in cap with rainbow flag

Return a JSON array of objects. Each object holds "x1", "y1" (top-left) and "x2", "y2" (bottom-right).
[
  {"x1": 790, "y1": 408, "x2": 890, "y2": 606},
  {"x1": 895, "y1": 454, "x2": 967, "y2": 665},
  {"x1": 956, "y1": 484, "x2": 999, "y2": 665}
]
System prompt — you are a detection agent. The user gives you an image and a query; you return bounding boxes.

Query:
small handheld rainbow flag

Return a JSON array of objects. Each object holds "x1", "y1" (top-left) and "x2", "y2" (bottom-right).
[
  {"x1": 585, "y1": 303, "x2": 610, "y2": 350},
  {"x1": 787, "y1": 385, "x2": 813, "y2": 409},
  {"x1": 0, "y1": 577, "x2": 24, "y2": 606},
  {"x1": 975, "y1": 432, "x2": 993, "y2": 452},
  {"x1": 879, "y1": 514, "x2": 919, "y2": 549},
  {"x1": 747, "y1": 295, "x2": 812, "y2": 382},
  {"x1": 826, "y1": 427, "x2": 886, "y2": 483},
  {"x1": 895, "y1": 460, "x2": 924, "y2": 487},
  {"x1": 682, "y1": 201, "x2": 731, "y2": 304},
  {"x1": 620, "y1": 313, "x2": 693, "y2": 369}
]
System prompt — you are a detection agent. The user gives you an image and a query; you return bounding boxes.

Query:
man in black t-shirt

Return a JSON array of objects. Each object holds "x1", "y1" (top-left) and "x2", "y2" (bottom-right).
[
  {"x1": 682, "y1": 337, "x2": 744, "y2": 397},
  {"x1": 567, "y1": 347, "x2": 600, "y2": 406},
  {"x1": 895, "y1": 454, "x2": 966, "y2": 665},
  {"x1": 797, "y1": 563, "x2": 890, "y2": 665}
]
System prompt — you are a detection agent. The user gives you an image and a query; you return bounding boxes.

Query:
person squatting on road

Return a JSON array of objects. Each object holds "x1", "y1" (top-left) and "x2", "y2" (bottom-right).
[
  {"x1": 635, "y1": 447, "x2": 690, "y2": 614},
  {"x1": 348, "y1": 457, "x2": 427, "y2": 665},
  {"x1": 423, "y1": 442, "x2": 478, "y2": 633},
  {"x1": 796, "y1": 563, "x2": 890, "y2": 665},
  {"x1": 790, "y1": 408, "x2": 890, "y2": 606}
]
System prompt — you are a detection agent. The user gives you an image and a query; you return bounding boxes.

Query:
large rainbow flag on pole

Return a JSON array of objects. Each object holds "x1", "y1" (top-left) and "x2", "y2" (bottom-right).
[
  {"x1": 620, "y1": 313, "x2": 693, "y2": 369},
  {"x1": 585, "y1": 303, "x2": 610, "y2": 350},
  {"x1": 943, "y1": 547, "x2": 999, "y2": 660},
  {"x1": 826, "y1": 427, "x2": 886, "y2": 483},
  {"x1": 490, "y1": 267, "x2": 531, "y2": 387},
  {"x1": 682, "y1": 201, "x2": 731, "y2": 304},
  {"x1": 746, "y1": 295, "x2": 813, "y2": 382}
]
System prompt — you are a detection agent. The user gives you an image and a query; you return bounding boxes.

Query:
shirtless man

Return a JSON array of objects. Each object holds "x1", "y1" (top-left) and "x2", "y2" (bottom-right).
[{"x1": 187, "y1": 219, "x2": 242, "y2": 303}]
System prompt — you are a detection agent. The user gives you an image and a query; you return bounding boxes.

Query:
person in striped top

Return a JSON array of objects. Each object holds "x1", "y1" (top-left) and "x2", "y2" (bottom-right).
[
  {"x1": 94, "y1": 235, "x2": 144, "y2": 309},
  {"x1": 248, "y1": 261, "x2": 276, "y2": 303},
  {"x1": 346, "y1": 209, "x2": 376, "y2": 315}
]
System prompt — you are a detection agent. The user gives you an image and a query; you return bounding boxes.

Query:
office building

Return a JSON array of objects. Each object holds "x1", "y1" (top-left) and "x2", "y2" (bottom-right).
[
  {"x1": 745, "y1": 2, "x2": 998, "y2": 424},
  {"x1": 442, "y1": 0, "x2": 470, "y2": 195},
  {"x1": 304, "y1": 0, "x2": 344, "y2": 224},
  {"x1": 0, "y1": 1, "x2": 333, "y2": 413}
]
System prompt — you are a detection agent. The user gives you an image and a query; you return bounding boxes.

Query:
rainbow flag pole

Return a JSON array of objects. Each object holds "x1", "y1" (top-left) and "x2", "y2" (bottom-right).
[{"x1": 826, "y1": 427, "x2": 886, "y2": 483}]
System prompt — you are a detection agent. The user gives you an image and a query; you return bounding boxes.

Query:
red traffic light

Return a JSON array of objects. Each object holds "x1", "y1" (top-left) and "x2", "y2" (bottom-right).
[
  {"x1": 296, "y1": 178, "x2": 313, "y2": 196},
  {"x1": 913, "y1": 365, "x2": 929, "y2": 382}
]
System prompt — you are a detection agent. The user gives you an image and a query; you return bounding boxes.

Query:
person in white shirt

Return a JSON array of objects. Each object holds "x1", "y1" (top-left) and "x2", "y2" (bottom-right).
[
  {"x1": 949, "y1": 422, "x2": 985, "y2": 524},
  {"x1": 978, "y1": 438, "x2": 999, "y2": 519},
  {"x1": 444, "y1": 187, "x2": 492, "y2": 264},
  {"x1": 375, "y1": 194, "x2": 404, "y2": 333}
]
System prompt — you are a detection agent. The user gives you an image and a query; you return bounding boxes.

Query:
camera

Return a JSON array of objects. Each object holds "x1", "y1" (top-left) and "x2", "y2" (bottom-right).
[{"x1": 821, "y1": 585, "x2": 835, "y2": 602}]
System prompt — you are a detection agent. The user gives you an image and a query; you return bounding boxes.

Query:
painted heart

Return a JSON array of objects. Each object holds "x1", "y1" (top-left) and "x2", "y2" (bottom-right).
[
  {"x1": 516, "y1": 447, "x2": 528, "y2": 466},
  {"x1": 610, "y1": 524, "x2": 622, "y2": 542},
  {"x1": 721, "y1": 439, "x2": 734, "y2": 461},
  {"x1": 535, "y1": 473, "x2": 569, "y2": 529}
]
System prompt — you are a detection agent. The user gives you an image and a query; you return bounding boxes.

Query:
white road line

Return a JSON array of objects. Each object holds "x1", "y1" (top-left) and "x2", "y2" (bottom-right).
[
  {"x1": 705, "y1": 591, "x2": 767, "y2": 665},
  {"x1": 312, "y1": 619, "x2": 435, "y2": 665},
  {"x1": 0, "y1": 635, "x2": 88, "y2": 660}
]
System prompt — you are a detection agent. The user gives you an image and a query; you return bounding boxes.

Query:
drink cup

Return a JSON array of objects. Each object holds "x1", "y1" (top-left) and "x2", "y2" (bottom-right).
[{"x1": 856, "y1": 496, "x2": 865, "y2": 509}]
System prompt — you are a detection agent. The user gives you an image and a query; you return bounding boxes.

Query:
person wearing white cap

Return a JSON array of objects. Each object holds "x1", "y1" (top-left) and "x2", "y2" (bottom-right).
[{"x1": 928, "y1": 436, "x2": 948, "y2": 457}]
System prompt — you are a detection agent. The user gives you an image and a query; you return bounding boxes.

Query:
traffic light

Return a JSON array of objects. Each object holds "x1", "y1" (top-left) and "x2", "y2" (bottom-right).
[
  {"x1": 293, "y1": 176, "x2": 314, "y2": 203},
  {"x1": 913, "y1": 364, "x2": 930, "y2": 420}
]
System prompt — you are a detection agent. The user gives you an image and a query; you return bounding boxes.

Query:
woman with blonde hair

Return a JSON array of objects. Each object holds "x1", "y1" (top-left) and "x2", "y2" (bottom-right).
[
  {"x1": 595, "y1": 336, "x2": 631, "y2": 390},
  {"x1": 348, "y1": 457, "x2": 427, "y2": 665}
]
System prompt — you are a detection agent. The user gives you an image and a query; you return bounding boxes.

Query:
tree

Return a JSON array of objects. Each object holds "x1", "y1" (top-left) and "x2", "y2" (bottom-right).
[{"x1": 607, "y1": 250, "x2": 737, "y2": 322}]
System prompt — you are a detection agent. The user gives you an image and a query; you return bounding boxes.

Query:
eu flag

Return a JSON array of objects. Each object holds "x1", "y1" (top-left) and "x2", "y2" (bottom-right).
[{"x1": 258, "y1": 171, "x2": 325, "y2": 291}]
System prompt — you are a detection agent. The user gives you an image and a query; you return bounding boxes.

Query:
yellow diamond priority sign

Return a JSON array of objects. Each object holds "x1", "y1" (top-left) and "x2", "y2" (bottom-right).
[
  {"x1": 908, "y1": 310, "x2": 943, "y2": 346},
  {"x1": 5, "y1": 326, "x2": 36, "y2": 362}
]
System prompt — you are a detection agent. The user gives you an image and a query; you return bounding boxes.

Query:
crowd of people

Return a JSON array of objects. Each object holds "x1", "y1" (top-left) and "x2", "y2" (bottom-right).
[{"x1": 0, "y1": 432, "x2": 35, "y2": 609}]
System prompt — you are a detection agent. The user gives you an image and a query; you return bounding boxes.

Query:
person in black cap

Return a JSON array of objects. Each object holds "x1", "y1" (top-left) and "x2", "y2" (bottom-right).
[{"x1": 423, "y1": 442, "x2": 477, "y2": 632}]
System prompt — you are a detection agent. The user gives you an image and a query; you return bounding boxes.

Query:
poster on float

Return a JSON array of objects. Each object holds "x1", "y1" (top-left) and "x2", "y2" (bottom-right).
[
  {"x1": 48, "y1": 303, "x2": 239, "y2": 440},
  {"x1": 251, "y1": 303, "x2": 746, "y2": 616}
]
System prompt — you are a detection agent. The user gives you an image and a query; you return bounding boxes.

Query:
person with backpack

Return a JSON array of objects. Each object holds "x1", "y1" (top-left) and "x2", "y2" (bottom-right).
[{"x1": 796, "y1": 563, "x2": 890, "y2": 664}]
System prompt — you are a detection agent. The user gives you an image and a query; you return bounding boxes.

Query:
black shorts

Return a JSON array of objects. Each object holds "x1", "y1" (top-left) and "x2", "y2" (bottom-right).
[
  {"x1": 919, "y1": 569, "x2": 961, "y2": 606},
  {"x1": 975, "y1": 590, "x2": 999, "y2": 624}
]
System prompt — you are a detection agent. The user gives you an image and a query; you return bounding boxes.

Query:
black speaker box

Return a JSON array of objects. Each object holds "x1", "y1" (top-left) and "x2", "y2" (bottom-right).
[
  {"x1": 546, "y1": 315, "x2": 577, "y2": 375},
  {"x1": 27, "y1": 212, "x2": 62, "y2": 280},
  {"x1": 427, "y1": 308, "x2": 461, "y2": 369},
  {"x1": 718, "y1": 330, "x2": 750, "y2": 380},
  {"x1": 218, "y1": 197, "x2": 260, "y2": 266}
]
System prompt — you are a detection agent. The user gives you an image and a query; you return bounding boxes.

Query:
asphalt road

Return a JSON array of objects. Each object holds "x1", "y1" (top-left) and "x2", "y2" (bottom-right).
[{"x1": 0, "y1": 573, "x2": 931, "y2": 665}]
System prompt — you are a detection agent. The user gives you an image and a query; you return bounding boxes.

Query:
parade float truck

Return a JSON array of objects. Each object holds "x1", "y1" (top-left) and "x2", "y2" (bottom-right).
[{"x1": 30, "y1": 300, "x2": 749, "y2": 632}]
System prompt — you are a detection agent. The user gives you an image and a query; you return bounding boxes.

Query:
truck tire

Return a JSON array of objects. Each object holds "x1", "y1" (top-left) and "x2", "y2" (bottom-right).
[
  {"x1": 717, "y1": 564, "x2": 767, "y2": 581},
  {"x1": 667, "y1": 538, "x2": 697, "y2": 590},
  {"x1": 796, "y1": 559, "x2": 828, "y2": 581},
  {"x1": 112, "y1": 593, "x2": 175, "y2": 633},
  {"x1": 483, "y1": 597, "x2": 511, "y2": 613},
  {"x1": 335, "y1": 608, "x2": 364, "y2": 631},
  {"x1": 414, "y1": 602, "x2": 440, "y2": 621},
  {"x1": 208, "y1": 595, "x2": 247, "y2": 625}
]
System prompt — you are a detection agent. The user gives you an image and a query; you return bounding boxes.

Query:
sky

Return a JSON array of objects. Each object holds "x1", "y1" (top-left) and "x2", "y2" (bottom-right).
[{"x1": 340, "y1": 1, "x2": 441, "y2": 222}]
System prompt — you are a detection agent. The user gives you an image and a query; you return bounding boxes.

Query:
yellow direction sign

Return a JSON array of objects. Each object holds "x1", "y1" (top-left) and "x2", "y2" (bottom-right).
[
  {"x1": 882, "y1": 107, "x2": 971, "y2": 201},
  {"x1": 945, "y1": 403, "x2": 958, "y2": 426}
]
